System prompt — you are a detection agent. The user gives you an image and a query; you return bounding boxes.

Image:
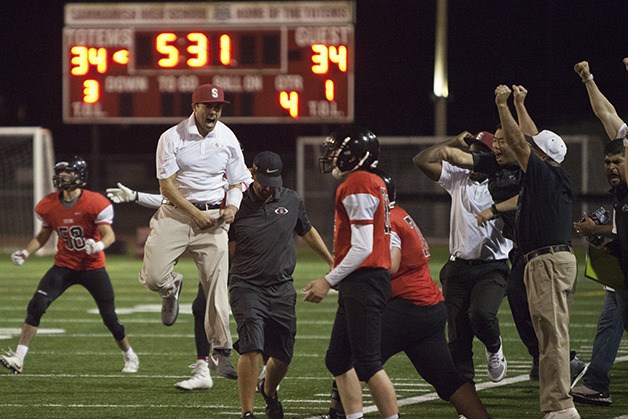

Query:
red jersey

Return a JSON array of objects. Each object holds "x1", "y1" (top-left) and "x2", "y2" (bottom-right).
[
  {"x1": 389, "y1": 206, "x2": 444, "y2": 306},
  {"x1": 333, "y1": 170, "x2": 391, "y2": 270},
  {"x1": 35, "y1": 190, "x2": 113, "y2": 270}
]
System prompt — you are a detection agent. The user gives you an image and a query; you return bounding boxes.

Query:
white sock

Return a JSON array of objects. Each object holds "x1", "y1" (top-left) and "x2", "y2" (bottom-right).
[
  {"x1": 384, "y1": 415, "x2": 399, "y2": 419},
  {"x1": 346, "y1": 413, "x2": 363, "y2": 419},
  {"x1": 123, "y1": 348, "x2": 136, "y2": 358},
  {"x1": 15, "y1": 345, "x2": 28, "y2": 360}
]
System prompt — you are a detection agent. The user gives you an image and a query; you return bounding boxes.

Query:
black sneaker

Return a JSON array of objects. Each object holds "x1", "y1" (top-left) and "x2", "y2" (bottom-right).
[
  {"x1": 320, "y1": 409, "x2": 346, "y2": 419},
  {"x1": 257, "y1": 377, "x2": 284, "y2": 419},
  {"x1": 571, "y1": 385, "x2": 612, "y2": 406},
  {"x1": 569, "y1": 355, "x2": 587, "y2": 388},
  {"x1": 209, "y1": 348, "x2": 238, "y2": 380},
  {"x1": 241, "y1": 412, "x2": 257, "y2": 419}
]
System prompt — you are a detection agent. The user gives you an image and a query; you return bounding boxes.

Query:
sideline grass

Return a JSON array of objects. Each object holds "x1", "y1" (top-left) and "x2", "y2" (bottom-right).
[{"x1": 0, "y1": 246, "x2": 626, "y2": 418}]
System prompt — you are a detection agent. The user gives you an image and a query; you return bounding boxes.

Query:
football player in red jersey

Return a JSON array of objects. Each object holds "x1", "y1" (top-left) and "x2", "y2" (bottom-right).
[
  {"x1": 321, "y1": 170, "x2": 490, "y2": 419},
  {"x1": 2, "y1": 156, "x2": 139, "y2": 375},
  {"x1": 304, "y1": 126, "x2": 399, "y2": 419}
]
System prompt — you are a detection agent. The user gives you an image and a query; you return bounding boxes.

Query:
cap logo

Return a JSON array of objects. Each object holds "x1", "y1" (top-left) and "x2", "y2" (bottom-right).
[
  {"x1": 211, "y1": 88, "x2": 219, "y2": 99},
  {"x1": 275, "y1": 207, "x2": 289, "y2": 215},
  {"x1": 266, "y1": 168, "x2": 279, "y2": 174}
]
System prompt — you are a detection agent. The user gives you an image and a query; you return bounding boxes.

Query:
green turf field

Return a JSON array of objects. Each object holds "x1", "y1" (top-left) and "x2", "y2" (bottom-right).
[{"x1": 1, "y1": 245, "x2": 626, "y2": 418}]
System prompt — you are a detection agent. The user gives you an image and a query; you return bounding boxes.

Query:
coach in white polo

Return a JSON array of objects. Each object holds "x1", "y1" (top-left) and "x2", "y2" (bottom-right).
[{"x1": 139, "y1": 83, "x2": 251, "y2": 377}]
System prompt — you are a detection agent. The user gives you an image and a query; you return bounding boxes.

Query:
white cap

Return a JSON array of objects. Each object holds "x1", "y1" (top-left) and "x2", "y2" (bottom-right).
[{"x1": 531, "y1": 130, "x2": 567, "y2": 163}]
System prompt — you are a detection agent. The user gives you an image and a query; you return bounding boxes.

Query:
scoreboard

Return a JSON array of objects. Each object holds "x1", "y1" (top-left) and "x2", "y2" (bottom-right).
[{"x1": 63, "y1": 2, "x2": 355, "y2": 124}]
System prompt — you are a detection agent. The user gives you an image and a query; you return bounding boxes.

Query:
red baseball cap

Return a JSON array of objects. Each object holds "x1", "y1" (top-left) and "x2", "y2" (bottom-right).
[
  {"x1": 464, "y1": 131, "x2": 494, "y2": 152},
  {"x1": 192, "y1": 84, "x2": 230, "y2": 104}
]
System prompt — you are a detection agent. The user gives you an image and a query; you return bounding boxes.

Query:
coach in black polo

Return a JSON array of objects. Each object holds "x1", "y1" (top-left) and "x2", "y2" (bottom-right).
[
  {"x1": 228, "y1": 151, "x2": 333, "y2": 419},
  {"x1": 495, "y1": 85, "x2": 579, "y2": 418}
]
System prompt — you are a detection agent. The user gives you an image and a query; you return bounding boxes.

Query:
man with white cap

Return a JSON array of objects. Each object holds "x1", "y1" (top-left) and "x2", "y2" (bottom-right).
[
  {"x1": 495, "y1": 84, "x2": 579, "y2": 419},
  {"x1": 139, "y1": 83, "x2": 251, "y2": 381}
]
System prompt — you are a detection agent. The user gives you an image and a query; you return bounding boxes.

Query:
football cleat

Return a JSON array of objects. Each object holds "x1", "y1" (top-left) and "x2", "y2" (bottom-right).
[
  {"x1": 122, "y1": 352, "x2": 139, "y2": 373},
  {"x1": 0, "y1": 349, "x2": 23, "y2": 374},
  {"x1": 175, "y1": 360, "x2": 213, "y2": 390}
]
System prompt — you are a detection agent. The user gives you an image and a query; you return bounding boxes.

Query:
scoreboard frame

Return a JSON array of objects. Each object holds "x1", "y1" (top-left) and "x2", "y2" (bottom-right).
[{"x1": 63, "y1": 1, "x2": 355, "y2": 124}]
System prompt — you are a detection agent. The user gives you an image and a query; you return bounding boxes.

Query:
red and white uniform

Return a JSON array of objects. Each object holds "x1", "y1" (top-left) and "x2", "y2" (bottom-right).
[
  {"x1": 35, "y1": 190, "x2": 113, "y2": 270},
  {"x1": 389, "y1": 206, "x2": 444, "y2": 306},
  {"x1": 332, "y1": 170, "x2": 391, "y2": 272}
]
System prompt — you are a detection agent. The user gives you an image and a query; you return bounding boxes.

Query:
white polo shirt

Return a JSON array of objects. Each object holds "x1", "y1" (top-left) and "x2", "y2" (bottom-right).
[
  {"x1": 439, "y1": 161, "x2": 512, "y2": 260},
  {"x1": 156, "y1": 114, "x2": 252, "y2": 204}
]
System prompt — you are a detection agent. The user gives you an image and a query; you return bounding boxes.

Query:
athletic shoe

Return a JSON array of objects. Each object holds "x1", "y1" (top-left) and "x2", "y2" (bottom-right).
[
  {"x1": 257, "y1": 377, "x2": 284, "y2": 419},
  {"x1": 529, "y1": 358, "x2": 539, "y2": 381},
  {"x1": 0, "y1": 349, "x2": 22, "y2": 374},
  {"x1": 122, "y1": 353, "x2": 139, "y2": 373},
  {"x1": 485, "y1": 338, "x2": 507, "y2": 382},
  {"x1": 209, "y1": 348, "x2": 238, "y2": 380},
  {"x1": 571, "y1": 385, "x2": 612, "y2": 406},
  {"x1": 242, "y1": 413, "x2": 257, "y2": 419},
  {"x1": 175, "y1": 360, "x2": 213, "y2": 390},
  {"x1": 570, "y1": 356, "x2": 587, "y2": 388},
  {"x1": 543, "y1": 407, "x2": 580, "y2": 419},
  {"x1": 161, "y1": 273, "x2": 183, "y2": 326}
]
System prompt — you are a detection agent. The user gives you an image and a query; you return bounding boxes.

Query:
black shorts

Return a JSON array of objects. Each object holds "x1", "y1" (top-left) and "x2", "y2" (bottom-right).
[{"x1": 230, "y1": 282, "x2": 296, "y2": 363}]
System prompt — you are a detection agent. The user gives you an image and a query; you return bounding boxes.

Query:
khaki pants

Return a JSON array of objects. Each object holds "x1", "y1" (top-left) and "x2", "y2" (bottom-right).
[
  {"x1": 523, "y1": 250, "x2": 577, "y2": 413},
  {"x1": 139, "y1": 204, "x2": 231, "y2": 349}
]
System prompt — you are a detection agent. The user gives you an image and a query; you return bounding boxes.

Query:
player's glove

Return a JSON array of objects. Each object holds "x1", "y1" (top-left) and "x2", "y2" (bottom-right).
[
  {"x1": 106, "y1": 183, "x2": 137, "y2": 203},
  {"x1": 11, "y1": 249, "x2": 29, "y2": 266},
  {"x1": 85, "y1": 239, "x2": 105, "y2": 255}
]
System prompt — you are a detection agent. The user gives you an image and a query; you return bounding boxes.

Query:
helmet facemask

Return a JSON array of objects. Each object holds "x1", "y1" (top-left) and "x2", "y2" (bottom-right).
[{"x1": 53, "y1": 157, "x2": 88, "y2": 191}]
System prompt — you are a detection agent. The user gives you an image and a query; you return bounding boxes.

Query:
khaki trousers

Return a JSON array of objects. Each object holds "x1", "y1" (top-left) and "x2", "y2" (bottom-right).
[
  {"x1": 139, "y1": 204, "x2": 232, "y2": 349},
  {"x1": 523, "y1": 250, "x2": 577, "y2": 413}
]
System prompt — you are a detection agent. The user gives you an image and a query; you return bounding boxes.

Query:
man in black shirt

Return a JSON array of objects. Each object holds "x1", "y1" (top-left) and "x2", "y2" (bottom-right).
[
  {"x1": 228, "y1": 151, "x2": 333, "y2": 419},
  {"x1": 495, "y1": 85, "x2": 579, "y2": 419}
]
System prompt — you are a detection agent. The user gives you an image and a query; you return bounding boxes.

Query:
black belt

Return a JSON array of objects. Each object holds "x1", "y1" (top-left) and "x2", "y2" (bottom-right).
[
  {"x1": 191, "y1": 202, "x2": 221, "y2": 211},
  {"x1": 524, "y1": 245, "x2": 573, "y2": 263},
  {"x1": 449, "y1": 255, "x2": 507, "y2": 266}
]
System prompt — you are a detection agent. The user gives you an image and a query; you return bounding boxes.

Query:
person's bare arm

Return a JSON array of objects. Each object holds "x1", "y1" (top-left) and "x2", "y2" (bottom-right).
[
  {"x1": 495, "y1": 85, "x2": 531, "y2": 172},
  {"x1": 159, "y1": 174, "x2": 217, "y2": 229},
  {"x1": 301, "y1": 226, "x2": 334, "y2": 269},
  {"x1": 574, "y1": 61, "x2": 625, "y2": 140},
  {"x1": 413, "y1": 131, "x2": 471, "y2": 181},
  {"x1": 512, "y1": 85, "x2": 539, "y2": 136}
]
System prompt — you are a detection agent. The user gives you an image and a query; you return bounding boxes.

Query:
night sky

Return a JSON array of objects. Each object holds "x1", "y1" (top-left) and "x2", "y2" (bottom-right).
[{"x1": 1, "y1": 0, "x2": 627, "y2": 165}]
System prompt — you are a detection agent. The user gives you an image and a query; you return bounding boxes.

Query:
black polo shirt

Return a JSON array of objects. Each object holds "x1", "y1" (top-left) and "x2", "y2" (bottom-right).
[
  {"x1": 515, "y1": 153, "x2": 573, "y2": 253},
  {"x1": 474, "y1": 153, "x2": 522, "y2": 242},
  {"x1": 228, "y1": 186, "x2": 312, "y2": 289}
]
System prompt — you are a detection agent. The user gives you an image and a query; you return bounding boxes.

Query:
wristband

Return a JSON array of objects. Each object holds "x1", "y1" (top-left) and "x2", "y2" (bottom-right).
[
  {"x1": 491, "y1": 204, "x2": 499, "y2": 216},
  {"x1": 225, "y1": 187, "x2": 243, "y2": 209},
  {"x1": 581, "y1": 74, "x2": 594, "y2": 83},
  {"x1": 623, "y1": 137, "x2": 628, "y2": 148},
  {"x1": 21, "y1": 249, "x2": 30, "y2": 258},
  {"x1": 94, "y1": 241, "x2": 105, "y2": 252}
]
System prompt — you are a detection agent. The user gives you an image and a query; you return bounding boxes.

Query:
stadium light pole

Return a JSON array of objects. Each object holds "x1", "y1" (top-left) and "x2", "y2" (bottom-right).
[{"x1": 433, "y1": 0, "x2": 448, "y2": 137}]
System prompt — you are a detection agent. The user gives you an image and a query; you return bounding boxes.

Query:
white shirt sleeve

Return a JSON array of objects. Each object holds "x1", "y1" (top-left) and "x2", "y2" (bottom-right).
[
  {"x1": 95, "y1": 204, "x2": 114, "y2": 225},
  {"x1": 156, "y1": 127, "x2": 180, "y2": 180},
  {"x1": 616, "y1": 123, "x2": 627, "y2": 140},
  {"x1": 390, "y1": 230, "x2": 401, "y2": 250},
  {"x1": 137, "y1": 192, "x2": 164, "y2": 209},
  {"x1": 325, "y1": 223, "x2": 374, "y2": 286}
]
